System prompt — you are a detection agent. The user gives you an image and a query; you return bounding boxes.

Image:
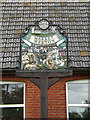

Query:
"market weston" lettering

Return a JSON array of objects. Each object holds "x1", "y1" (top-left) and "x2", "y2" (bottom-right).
[{"x1": 29, "y1": 34, "x2": 60, "y2": 45}]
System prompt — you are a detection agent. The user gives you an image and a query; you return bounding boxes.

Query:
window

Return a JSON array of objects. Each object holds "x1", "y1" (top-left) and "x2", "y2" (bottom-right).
[
  {"x1": 66, "y1": 80, "x2": 90, "y2": 120},
  {"x1": 0, "y1": 82, "x2": 25, "y2": 119}
]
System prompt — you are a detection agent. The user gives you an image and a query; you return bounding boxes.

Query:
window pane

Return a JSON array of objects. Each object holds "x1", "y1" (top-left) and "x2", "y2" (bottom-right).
[
  {"x1": 69, "y1": 107, "x2": 90, "y2": 119},
  {"x1": 68, "y1": 83, "x2": 90, "y2": 104},
  {"x1": 0, "y1": 107, "x2": 23, "y2": 119},
  {"x1": 0, "y1": 84, "x2": 24, "y2": 104}
]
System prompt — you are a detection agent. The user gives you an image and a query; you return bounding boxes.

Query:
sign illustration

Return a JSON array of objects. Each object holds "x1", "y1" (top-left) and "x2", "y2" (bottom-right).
[{"x1": 21, "y1": 19, "x2": 67, "y2": 70}]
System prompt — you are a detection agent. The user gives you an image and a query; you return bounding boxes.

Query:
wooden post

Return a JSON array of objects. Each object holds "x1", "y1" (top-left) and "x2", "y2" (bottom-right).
[
  {"x1": 16, "y1": 69, "x2": 73, "y2": 119},
  {"x1": 40, "y1": 75, "x2": 48, "y2": 119}
]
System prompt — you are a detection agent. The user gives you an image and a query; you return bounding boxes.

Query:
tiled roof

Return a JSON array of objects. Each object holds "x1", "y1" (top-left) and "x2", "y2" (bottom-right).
[{"x1": 0, "y1": 2, "x2": 89, "y2": 69}]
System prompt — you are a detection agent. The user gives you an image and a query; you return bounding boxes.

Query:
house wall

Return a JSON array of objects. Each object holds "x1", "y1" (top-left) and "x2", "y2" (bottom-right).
[{"x1": 1, "y1": 71, "x2": 89, "y2": 119}]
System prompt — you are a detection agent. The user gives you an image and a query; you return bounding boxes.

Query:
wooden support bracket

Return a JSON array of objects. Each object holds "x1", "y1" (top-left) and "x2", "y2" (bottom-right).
[
  {"x1": 29, "y1": 77, "x2": 59, "y2": 89},
  {"x1": 48, "y1": 78, "x2": 59, "y2": 89},
  {"x1": 30, "y1": 78, "x2": 40, "y2": 89}
]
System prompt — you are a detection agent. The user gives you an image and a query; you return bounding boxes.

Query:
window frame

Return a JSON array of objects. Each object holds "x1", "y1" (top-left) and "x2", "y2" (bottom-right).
[
  {"x1": 66, "y1": 79, "x2": 90, "y2": 119},
  {"x1": 0, "y1": 81, "x2": 25, "y2": 119}
]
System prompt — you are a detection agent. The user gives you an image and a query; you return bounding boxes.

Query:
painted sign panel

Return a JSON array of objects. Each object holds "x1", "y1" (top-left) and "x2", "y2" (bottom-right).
[{"x1": 21, "y1": 23, "x2": 67, "y2": 70}]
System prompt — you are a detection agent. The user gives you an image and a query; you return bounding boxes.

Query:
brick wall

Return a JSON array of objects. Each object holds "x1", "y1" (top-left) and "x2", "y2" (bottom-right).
[{"x1": 1, "y1": 72, "x2": 89, "y2": 119}]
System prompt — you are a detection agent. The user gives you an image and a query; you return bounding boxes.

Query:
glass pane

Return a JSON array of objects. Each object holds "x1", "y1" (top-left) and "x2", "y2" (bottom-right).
[
  {"x1": 69, "y1": 107, "x2": 90, "y2": 119},
  {"x1": 0, "y1": 107, "x2": 23, "y2": 119},
  {"x1": 68, "y1": 83, "x2": 90, "y2": 104},
  {"x1": 0, "y1": 84, "x2": 24, "y2": 104}
]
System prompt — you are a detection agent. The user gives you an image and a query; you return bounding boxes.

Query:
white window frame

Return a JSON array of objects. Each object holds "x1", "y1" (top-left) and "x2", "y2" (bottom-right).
[
  {"x1": 66, "y1": 79, "x2": 90, "y2": 119},
  {"x1": 0, "y1": 81, "x2": 25, "y2": 119}
]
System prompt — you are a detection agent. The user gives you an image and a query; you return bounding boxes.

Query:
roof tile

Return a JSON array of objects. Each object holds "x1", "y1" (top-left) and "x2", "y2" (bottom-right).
[{"x1": 0, "y1": 2, "x2": 89, "y2": 69}]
